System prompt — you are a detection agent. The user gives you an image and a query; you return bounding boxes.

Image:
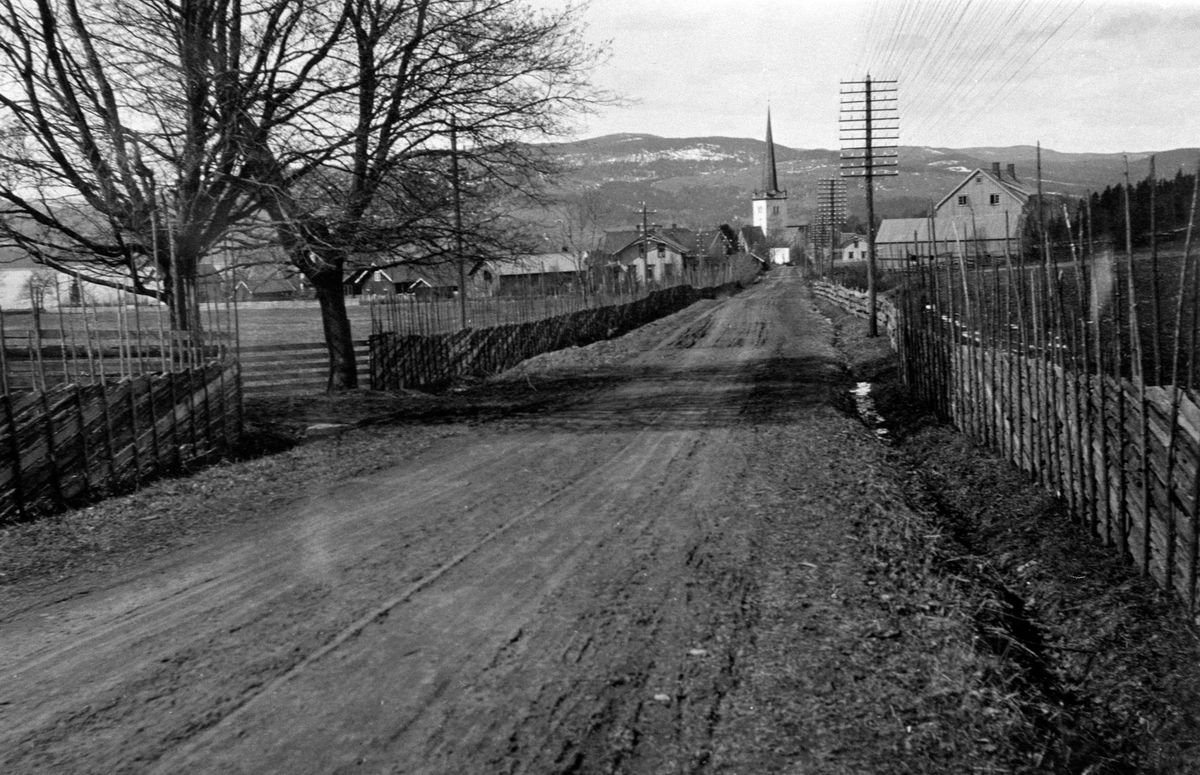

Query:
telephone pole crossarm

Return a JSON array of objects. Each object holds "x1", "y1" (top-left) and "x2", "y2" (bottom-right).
[{"x1": 839, "y1": 74, "x2": 899, "y2": 337}]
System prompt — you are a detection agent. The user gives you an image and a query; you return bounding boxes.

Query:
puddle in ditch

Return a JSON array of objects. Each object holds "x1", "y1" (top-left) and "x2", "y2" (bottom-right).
[{"x1": 851, "y1": 381, "x2": 892, "y2": 443}]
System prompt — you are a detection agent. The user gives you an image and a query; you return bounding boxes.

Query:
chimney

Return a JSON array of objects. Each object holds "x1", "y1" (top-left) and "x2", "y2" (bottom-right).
[
  {"x1": 1006, "y1": 163, "x2": 1017, "y2": 180},
  {"x1": 991, "y1": 162, "x2": 1001, "y2": 178}
]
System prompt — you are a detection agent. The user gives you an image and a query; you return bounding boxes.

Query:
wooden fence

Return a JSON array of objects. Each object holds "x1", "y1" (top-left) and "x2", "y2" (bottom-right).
[
  {"x1": 0, "y1": 360, "x2": 242, "y2": 522},
  {"x1": 810, "y1": 282, "x2": 900, "y2": 348},
  {"x1": 239, "y1": 341, "x2": 370, "y2": 395},
  {"x1": 370, "y1": 283, "x2": 736, "y2": 391},
  {"x1": 815, "y1": 277, "x2": 1200, "y2": 616},
  {"x1": 367, "y1": 255, "x2": 760, "y2": 338}
]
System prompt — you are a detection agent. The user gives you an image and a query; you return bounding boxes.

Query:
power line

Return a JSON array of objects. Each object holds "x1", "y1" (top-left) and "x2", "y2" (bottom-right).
[
  {"x1": 913, "y1": 0, "x2": 1094, "y2": 146},
  {"x1": 849, "y1": 0, "x2": 1095, "y2": 149}
]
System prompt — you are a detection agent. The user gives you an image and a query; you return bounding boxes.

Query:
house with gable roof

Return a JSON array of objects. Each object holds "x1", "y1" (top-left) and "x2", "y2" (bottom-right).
[
  {"x1": 488, "y1": 252, "x2": 582, "y2": 295},
  {"x1": 597, "y1": 225, "x2": 696, "y2": 284},
  {"x1": 838, "y1": 233, "x2": 869, "y2": 262},
  {"x1": 875, "y1": 162, "x2": 1034, "y2": 266}
]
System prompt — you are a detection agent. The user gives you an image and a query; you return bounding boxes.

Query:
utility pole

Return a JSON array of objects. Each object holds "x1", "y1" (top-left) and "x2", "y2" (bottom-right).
[
  {"x1": 637, "y1": 201, "x2": 658, "y2": 285},
  {"x1": 815, "y1": 178, "x2": 847, "y2": 276},
  {"x1": 450, "y1": 117, "x2": 467, "y2": 329},
  {"x1": 840, "y1": 74, "x2": 898, "y2": 336}
]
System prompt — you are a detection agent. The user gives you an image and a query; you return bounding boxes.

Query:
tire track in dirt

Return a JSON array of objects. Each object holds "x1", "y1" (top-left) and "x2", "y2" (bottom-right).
[
  {"x1": 3, "y1": 270, "x2": 854, "y2": 775},
  {"x1": 2, "y1": 427, "x2": 677, "y2": 773},
  {"x1": 152, "y1": 277, "x2": 792, "y2": 774}
]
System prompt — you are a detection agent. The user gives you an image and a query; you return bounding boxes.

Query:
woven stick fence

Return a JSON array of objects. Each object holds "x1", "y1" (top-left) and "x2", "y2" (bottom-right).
[
  {"x1": 367, "y1": 256, "x2": 758, "y2": 338},
  {"x1": 0, "y1": 360, "x2": 242, "y2": 522},
  {"x1": 814, "y1": 155, "x2": 1200, "y2": 617},
  {"x1": 370, "y1": 269, "x2": 756, "y2": 392}
]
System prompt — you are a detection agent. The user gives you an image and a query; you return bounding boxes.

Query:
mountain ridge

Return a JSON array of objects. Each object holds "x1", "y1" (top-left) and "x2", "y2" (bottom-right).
[{"x1": 535, "y1": 133, "x2": 1199, "y2": 232}]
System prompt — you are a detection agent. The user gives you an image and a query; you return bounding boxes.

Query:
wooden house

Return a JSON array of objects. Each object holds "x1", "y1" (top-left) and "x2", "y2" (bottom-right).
[
  {"x1": 488, "y1": 253, "x2": 583, "y2": 296},
  {"x1": 597, "y1": 226, "x2": 696, "y2": 284},
  {"x1": 876, "y1": 163, "x2": 1034, "y2": 265}
]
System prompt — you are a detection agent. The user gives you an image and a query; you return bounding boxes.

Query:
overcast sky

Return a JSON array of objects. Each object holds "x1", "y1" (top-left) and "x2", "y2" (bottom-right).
[{"x1": 560, "y1": 0, "x2": 1200, "y2": 154}]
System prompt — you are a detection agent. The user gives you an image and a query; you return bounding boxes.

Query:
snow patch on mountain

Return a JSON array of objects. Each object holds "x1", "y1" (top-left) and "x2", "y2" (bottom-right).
[{"x1": 583, "y1": 144, "x2": 752, "y2": 165}]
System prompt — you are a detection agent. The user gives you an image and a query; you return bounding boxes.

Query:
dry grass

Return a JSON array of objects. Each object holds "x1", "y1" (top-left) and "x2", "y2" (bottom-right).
[{"x1": 822, "y1": 293, "x2": 1200, "y2": 773}]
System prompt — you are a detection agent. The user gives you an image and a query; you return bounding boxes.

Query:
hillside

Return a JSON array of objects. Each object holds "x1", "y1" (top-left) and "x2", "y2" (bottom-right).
[{"x1": 536, "y1": 133, "x2": 1199, "y2": 233}]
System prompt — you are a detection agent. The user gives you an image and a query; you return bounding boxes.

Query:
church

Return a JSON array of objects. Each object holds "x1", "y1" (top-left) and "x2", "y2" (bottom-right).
[{"x1": 749, "y1": 110, "x2": 806, "y2": 264}]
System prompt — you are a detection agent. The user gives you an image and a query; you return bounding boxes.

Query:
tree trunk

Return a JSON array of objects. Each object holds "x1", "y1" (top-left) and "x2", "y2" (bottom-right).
[
  {"x1": 164, "y1": 247, "x2": 203, "y2": 337},
  {"x1": 310, "y1": 265, "x2": 358, "y2": 391}
]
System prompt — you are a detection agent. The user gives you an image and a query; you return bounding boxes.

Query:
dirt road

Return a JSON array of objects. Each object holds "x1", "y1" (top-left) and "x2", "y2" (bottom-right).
[{"x1": 1, "y1": 270, "x2": 949, "y2": 773}]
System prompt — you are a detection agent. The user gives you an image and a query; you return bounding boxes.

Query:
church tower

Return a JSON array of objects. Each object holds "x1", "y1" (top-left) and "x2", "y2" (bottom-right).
[{"x1": 751, "y1": 109, "x2": 788, "y2": 235}]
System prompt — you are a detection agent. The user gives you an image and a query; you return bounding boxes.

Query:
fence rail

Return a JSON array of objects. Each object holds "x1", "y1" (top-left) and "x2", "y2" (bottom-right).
[
  {"x1": 0, "y1": 359, "x2": 242, "y2": 522},
  {"x1": 238, "y1": 341, "x2": 370, "y2": 395},
  {"x1": 370, "y1": 280, "x2": 751, "y2": 392},
  {"x1": 368, "y1": 255, "x2": 760, "y2": 338}
]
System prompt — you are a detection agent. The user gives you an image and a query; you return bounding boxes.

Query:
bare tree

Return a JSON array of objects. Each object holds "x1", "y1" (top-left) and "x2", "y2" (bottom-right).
[
  {"x1": 251, "y1": 0, "x2": 612, "y2": 389},
  {"x1": 553, "y1": 188, "x2": 618, "y2": 275},
  {"x1": 0, "y1": 0, "x2": 346, "y2": 330},
  {"x1": 26, "y1": 268, "x2": 57, "y2": 312},
  {"x1": 0, "y1": 0, "x2": 610, "y2": 390}
]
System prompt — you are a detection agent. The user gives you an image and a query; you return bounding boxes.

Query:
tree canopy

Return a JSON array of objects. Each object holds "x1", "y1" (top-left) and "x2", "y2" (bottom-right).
[{"x1": 0, "y1": 0, "x2": 612, "y2": 386}]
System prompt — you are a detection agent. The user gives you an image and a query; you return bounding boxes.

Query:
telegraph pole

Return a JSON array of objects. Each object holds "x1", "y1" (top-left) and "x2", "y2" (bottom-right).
[
  {"x1": 840, "y1": 75, "x2": 898, "y2": 336},
  {"x1": 637, "y1": 201, "x2": 658, "y2": 284},
  {"x1": 815, "y1": 178, "x2": 847, "y2": 276},
  {"x1": 450, "y1": 117, "x2": 468, "y2": 328}
]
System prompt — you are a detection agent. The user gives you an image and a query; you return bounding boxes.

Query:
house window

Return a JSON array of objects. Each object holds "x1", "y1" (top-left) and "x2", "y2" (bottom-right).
[
  {"x1": 958, "y1": 195, "x2": 969, "y2": 206},
  {"x1": 989, "y1": 194, "x2": 1001, "y2": 205},
  {"x1": 645, "y1": 265, "x2": 654, "y2": 281},
  {"x1": 657, "y1": 243, "x2": 665, "y2": 258}
]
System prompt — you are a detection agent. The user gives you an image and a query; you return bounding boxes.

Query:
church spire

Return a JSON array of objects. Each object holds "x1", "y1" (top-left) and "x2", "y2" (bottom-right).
[
  {"x1": 762, "y1": 109, "x2": 780, "y2": 195},
  {"x1": 751, "y1": 107, "x2": 787, "y2": 235}
]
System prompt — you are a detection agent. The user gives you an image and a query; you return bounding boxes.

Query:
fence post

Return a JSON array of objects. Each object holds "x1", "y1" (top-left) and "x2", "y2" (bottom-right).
[
  {"x1": 40, "y1": 389, "x2": 64, "y2": 506},
  {"x1": 2, "y1": 392, "x2": 26, "y2": 520},
  {"x1": 72, "y1": 384, "x2": 92, "y2": 501}
]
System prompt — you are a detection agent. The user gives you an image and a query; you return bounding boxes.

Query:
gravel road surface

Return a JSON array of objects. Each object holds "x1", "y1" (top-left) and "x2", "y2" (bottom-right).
[{"x1": 1, "y1": 269, "x2": 953, "y2": 773}]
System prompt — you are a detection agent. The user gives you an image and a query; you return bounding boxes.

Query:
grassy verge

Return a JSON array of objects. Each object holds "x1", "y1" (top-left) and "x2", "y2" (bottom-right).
[{"x1": 821, "y1": 295, "x2": 1200, "y2": 773}]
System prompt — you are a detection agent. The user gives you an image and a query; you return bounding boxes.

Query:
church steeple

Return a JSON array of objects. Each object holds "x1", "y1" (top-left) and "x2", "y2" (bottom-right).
[
  {"x1": 751, "y1": 108, "x2": 788, "y2": 235},
  {"x1": 763, "y1": 109, "x2": 780, "y2": 195}
]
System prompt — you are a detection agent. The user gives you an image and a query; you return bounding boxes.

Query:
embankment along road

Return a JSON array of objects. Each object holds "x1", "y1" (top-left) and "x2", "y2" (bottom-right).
[{"x1": 1, "y1": 269, "x2": 927, "y2": 773}]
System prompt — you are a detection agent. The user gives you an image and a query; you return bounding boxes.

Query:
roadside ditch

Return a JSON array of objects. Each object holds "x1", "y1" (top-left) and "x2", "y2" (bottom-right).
[{"x1": 820, "y1": 296, "x2": 1200, "y2": 774}]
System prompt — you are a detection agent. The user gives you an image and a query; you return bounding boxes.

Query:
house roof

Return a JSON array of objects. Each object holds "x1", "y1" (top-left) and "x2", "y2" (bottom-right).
[
  {"x1": 693, "y1": 226, "x2": 738, "y2": 258},
  {"x1": 0, "y1": 250, "x2": 40, "y2": 269},
  {"x1": 492, "y1": 253, "x2": 580, "y2": 276},
  {"x1": 221, "y1": 261, "x2": 302, "y2": 294},
  {"x1": 935, "y1": 167, "x2": 1035, "y2": 212},
  {"x1": 346, "y1": 266, "x2": 394, "y2": 284},
  {"x1": 876, "y1": 218, "x2": 933, "y2": 245},
  {"x1": 602, "y1": 227, "x2": 696, "y2": 257},
  {"x1": 738, "y1": 224, "x2": 766, "y2": 250},
  {"x1": 838, "y1": 233, "x2": 868, "y2": 249}
]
